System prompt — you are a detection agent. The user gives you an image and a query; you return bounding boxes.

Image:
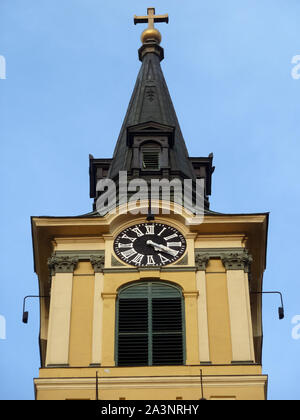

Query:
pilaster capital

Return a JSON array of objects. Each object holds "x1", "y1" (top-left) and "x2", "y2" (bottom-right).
[
  {"x1": 221, "y1": 250, "x2": 253, "y2": 273},
  {"x1": 195, "y1": 253, "x2": 210, "y2": 271},
  {"x1": 90, "y1": 255, "x2": 105, "y2": 273},
  {"x1": 48, "y1": 255, "x2": 79, "y2": 275}
]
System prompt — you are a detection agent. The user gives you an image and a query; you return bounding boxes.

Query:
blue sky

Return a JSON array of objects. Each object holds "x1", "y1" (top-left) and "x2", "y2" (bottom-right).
[{"x1": 0, "y1": 0, "x2": 300, "y2": 400}]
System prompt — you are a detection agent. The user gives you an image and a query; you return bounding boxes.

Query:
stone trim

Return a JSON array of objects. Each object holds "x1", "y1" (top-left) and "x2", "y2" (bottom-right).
[
  {"x1": 48, "y1": 251, "x2": 105, "y2": 274},
  {"x1": 102, "y1": 267, "x2": 197, "y2": 274},
  {"x1": 48, "y1": 256, "x2": 79, "y2": 274},
  {"x1": 221, "y1": 251, "x2": 253, "y2": 273},
  {"x1": 183, "y1": 291, "x2": 199, "y2": 298},
  {"x1": 90, "y1": 255, "x2": 105, "y2": 273},
  {"x1": 194, "y1": 248, "x2": 253, "y2": 273},
  {"x1": 46, "y1": 364, "x2": 70, "y2": 368},
  {"x1": 54, "y1": 250, "x2": 105, "y2": 259},
  {"x1": 195, "y1": 253, "x2": 210, "y2": 271}
]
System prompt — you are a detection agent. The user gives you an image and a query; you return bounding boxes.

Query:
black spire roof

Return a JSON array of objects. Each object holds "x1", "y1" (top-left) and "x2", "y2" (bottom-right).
[
  {"x1": 89, "y1": 29, "x2": 214, "y2": 211},
  {"x1": 108, "y1": 49, "x2": 195, "y2": 181}
]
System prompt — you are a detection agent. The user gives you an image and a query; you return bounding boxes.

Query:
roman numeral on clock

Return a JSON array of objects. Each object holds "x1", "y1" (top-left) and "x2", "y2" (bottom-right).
[
  {"x1": 121, "y1": 234, "x2": 137, "y2": 243},
  {"x1": 131, "y1": 227, "x2": 144, "y2": 237},
  {"x1": 158, "y1": 227, "x2": 167, "y2": 236},
  {"x1": 118, "y1": 243, "x2": 134, "y2": 249},
  {"x1": 164, "y1": 233, "x2": 178, "y2": 241},
  {"x1": 147, "y1": 255, "x2": 155, "y2": 265},
  {"x1": 131, "y1": 254, "x2": 144, "y2": 266},
  {"x1": 158, "y1": 254, "x2": 170, "y2": 264},
  {"x1": 145, "y1": 225, "x2": 155, "y2": 235},
  {"x1": 167, "y1": 242, "x2": 182, "y2": 248},
  {"x1": 121, "y1": 249, "x2": 137, "y2": 259}
]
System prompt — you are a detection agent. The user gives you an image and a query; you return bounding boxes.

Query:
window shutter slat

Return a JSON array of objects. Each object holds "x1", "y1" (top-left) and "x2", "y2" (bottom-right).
[
  {"x1": 152, "y1": 335, "x2": 184, "y2": 365},
  {"x1": 152, "y1": 298, "x2": 182, "y2": 332},
  {"x1": 142, "y1": 148, "x2": 160, "y2": 170},
  {"x1": 118, "y1": 335, "x2": 148, "y2": 366},
  {"x1": 119, "y1": 299, "x2": 148, "y2": 333}
]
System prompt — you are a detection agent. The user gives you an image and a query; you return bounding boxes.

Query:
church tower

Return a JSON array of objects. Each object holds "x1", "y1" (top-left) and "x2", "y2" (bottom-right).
[{"x1": 32, "y1": 9, "x2": 269, "y2": 400}]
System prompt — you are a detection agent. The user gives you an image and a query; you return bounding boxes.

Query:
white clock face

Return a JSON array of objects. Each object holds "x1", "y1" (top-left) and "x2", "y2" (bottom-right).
[{"x1": 114, "y1": 223, "x2": 186, "y2": 267}]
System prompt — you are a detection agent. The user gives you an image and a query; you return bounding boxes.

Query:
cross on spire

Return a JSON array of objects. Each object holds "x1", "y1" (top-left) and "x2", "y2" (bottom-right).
[{"x1": 134, "y1": 7, "x2": 169, "y2": 30}]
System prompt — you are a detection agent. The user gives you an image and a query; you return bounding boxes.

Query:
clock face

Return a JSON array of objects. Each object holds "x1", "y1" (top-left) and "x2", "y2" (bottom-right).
[{"x1": 114, "y1": 223, "x2": 186, "y2": 267}]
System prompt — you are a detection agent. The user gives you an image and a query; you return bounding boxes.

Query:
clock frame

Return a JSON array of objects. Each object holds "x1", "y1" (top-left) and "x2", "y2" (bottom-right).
[{"x1": 113, "y1": 223, "x2": 186, "y2": 267}]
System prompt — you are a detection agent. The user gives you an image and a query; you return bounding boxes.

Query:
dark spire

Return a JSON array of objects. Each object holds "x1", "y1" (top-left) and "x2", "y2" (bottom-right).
[
  {"x1": 89, "y1": 9, "x2": 214, "y2": 210},
  {"x1": 108, "y1": 48, "x2": 196, "y2": 181}
]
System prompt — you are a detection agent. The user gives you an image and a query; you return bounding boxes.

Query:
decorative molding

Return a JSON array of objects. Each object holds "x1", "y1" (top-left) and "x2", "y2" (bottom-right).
[
  {"x1": 194, "y1": 248, "x2": 253, "y2": 273},
  {"x1": 46, "y1": 364, "x2": 70, "y2": 368},
  {"x1": 48, "y1": 255, "x2": 79, "y2": 275},
  {"x1": 231, "y1": 361, "x2": 255, "y2": 365},
  {"x1": 54, "y1": 250, "x2": 105, "y2": 259},
  {"x1": 163, "y1": 266, "x2": 196, "y2": 273},
  {"x1": 195, "y1": 253, "x2": 210, "y2": 271},
  {"x1": 48, "y1": 251, "x2": 105, "y2": 274},
  {"x1": 90, "y1": 255, "x2": 105, "y2": 273},
  {"x1": 145, "y1": 86, "x2": 156, "y2": 102},
  {"x1": 34, "y1": 374, "x2": 268, "y2": 391},
  {"x1": 101, "y1": 292, "x2": 117, "y2": 300},
  {"x1": 102, "y1": 266, "x2": 196, "y2": 274},
  {"x1": 221, "y1": 250, "x2": 253, "y2": 273},
  {"x1": 183, "y1": 291, "x2": 199, "y2": 299}
]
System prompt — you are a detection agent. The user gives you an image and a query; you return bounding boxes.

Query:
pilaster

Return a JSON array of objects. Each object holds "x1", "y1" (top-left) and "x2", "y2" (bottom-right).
[
  {"x1": 195, "y1": 248, "x2": 255, "y2": 364},
  {"x1": 46, "y1": 256, "x2": 79, "y2": 367},
  {"x1": 90, "y1": 256, "x2": 105, "y2": 366}
]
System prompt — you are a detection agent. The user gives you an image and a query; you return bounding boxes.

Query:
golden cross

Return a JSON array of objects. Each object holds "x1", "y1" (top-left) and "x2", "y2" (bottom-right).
[{"x1": 134, "y1": 7, "x2": 169, "y2": 30}]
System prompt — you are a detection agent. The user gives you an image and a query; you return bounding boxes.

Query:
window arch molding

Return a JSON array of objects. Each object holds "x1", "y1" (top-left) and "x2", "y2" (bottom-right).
[{"x1": 115, "y1": 280, "x2": 186, "y2": 367}]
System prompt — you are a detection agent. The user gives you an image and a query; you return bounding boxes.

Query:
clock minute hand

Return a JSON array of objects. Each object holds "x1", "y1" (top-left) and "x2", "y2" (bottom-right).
[{"x1": 146, "y1": 240, "x2": 178, "y2": 257}]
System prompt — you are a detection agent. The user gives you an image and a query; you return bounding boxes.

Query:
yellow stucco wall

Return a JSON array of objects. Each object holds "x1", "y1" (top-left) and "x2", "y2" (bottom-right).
[
  {"x1": 35, "y1": 366, "x2": 267, "y2": 400},
  {"x1": 33, "y1": 213, "x2": 268, "y2": 400}
]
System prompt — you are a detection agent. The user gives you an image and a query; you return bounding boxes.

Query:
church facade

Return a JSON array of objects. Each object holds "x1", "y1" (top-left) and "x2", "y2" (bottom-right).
[{"x1": 32, "y1": 9, "x2": 269, "y2": 400}]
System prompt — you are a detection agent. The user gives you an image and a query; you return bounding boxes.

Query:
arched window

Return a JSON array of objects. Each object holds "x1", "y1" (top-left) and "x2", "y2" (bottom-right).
[{"x1": 116, "y1": 281, "x2": 185, "y2": 367}]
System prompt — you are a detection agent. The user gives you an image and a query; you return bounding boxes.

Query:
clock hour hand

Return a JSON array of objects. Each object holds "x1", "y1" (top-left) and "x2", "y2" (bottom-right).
[{"x1": 146, "y1": 240, "x2": 178, "y2": 257}]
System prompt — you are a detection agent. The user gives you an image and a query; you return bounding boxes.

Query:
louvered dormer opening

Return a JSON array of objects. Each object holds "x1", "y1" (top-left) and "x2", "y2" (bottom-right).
[{"x1": 141, "y1": 142, "x2": 161, "y2": 170}]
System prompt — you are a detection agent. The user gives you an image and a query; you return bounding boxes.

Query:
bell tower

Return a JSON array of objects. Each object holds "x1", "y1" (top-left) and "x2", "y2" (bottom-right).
[{"x1": 32, "y1": 8, "x2": 269, "y2": 400}]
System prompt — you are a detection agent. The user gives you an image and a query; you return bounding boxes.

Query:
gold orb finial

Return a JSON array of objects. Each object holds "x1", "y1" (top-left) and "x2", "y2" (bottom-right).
[
  {"x1": 141, "y1": 28, "x2": 162, "y2": 45},
  {"x1": 134, "y1": 8, "x2": 169, "y2": 45}
]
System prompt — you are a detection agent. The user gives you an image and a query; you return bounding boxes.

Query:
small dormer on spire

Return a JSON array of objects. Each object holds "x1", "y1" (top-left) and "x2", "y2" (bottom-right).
[{"x1": 134, "y1": 7, "x2": 169, "y2": 62}]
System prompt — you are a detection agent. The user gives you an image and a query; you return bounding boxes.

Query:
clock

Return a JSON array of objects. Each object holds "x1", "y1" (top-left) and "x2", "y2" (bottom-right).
[{"x1": 114, "y1": 223, "x2": 186, "y2": 267}]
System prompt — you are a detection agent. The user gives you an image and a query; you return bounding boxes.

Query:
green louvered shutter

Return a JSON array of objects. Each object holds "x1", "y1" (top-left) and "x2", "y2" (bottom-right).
[{"x1": 116, "y1": 282, "x2": 185, "y2": 366}]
